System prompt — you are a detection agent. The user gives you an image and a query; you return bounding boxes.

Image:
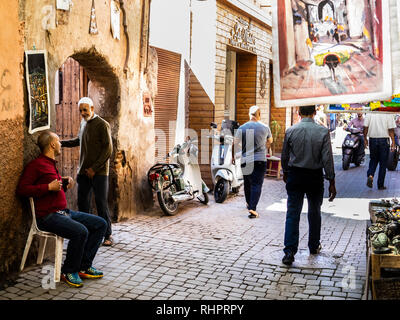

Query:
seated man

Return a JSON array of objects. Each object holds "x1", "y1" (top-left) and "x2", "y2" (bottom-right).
[{"x1": 17, "y1": 130, "x2": 107, "y2": 288}]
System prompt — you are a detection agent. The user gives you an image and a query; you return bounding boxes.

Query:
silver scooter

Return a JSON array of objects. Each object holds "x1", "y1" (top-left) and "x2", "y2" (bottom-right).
[
  {"x1": 147, "y1": 138, "x2": 210, "y2": 215},
  {"x1": 209, "y1": 120, "x2": 244, "y2": 203}
]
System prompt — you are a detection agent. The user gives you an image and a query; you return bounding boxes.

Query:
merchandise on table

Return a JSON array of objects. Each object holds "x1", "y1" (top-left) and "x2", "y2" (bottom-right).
[{"x1": 368, "y1": 199, "x2": 400, "y2": 254}]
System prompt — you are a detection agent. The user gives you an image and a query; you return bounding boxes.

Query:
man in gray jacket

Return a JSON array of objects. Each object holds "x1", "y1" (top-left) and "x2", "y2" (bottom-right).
[
  {"x1": 61, "y1": 97, "x2": 114, "y2": 246},
  {"x1": 281, "y1": 105, "x2": 336, "y2": 266}
]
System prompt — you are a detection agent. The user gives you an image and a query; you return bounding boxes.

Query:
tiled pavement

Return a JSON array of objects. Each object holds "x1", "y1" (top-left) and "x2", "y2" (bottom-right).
[{"x1": 1, "y1": 143, "x2": 399, "y2": 300}]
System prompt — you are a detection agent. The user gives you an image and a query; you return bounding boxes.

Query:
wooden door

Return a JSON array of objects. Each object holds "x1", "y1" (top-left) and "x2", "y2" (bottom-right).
[
  {"x1": 236, "y1": 53, "x2": 257, "y2": 126},
  {"x1": 153, "y1": 47, "x2": 181, "y2": 162},
  {"x1": 55, "y1": 57, "x2": 88, "y2": 210}
]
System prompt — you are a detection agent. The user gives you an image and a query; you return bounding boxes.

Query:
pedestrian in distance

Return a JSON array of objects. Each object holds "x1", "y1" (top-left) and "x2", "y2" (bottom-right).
[
  {"x1": 61, "y1": 97, "x2": 114, "y2": 246},
  {"x1": 17, "y1": 131, "x2": 107, "y2": 288},
  {"x1": 364, "y1": 113, "x2": 396, "y2": 190},
  {"x1": 234, "y1": 105, "x2": 273, "y2": 219},
  {"x1": 281, "y1": 105, "x2": 336, "y2": 266}
]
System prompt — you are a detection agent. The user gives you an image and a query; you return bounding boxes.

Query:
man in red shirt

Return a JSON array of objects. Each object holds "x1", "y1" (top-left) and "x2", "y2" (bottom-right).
[{"x1": 17, "y1": 131, "x2": 107, "y2": 288}]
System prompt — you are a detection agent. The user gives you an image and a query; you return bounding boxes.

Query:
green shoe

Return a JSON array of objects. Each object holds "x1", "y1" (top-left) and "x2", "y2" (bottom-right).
[
  {"x1": 61, "y1": 272, "x2": 83, "y2": 287},
  {"x1": 79, "y1": 266, "x2": 104, "y2": 279}
]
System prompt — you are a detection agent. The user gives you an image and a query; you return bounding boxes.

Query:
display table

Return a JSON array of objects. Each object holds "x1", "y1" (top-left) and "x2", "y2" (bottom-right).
[{"x1": 367, "y1": 200, "x2": 400, "y2": 299}]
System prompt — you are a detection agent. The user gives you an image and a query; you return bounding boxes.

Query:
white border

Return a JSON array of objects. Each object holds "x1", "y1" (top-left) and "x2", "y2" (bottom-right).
[
  {"x1": 272, "y1": 0, "x2": 392, "y2": 108},
  {"x1": 25, "y1": 50, "x2": 51, "y2": 134}
]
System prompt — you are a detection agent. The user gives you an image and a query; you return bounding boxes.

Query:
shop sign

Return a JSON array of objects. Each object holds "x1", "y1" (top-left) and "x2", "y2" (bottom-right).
[{"x1": 229, "y1": 18, "x2": 256, "y2": 53}]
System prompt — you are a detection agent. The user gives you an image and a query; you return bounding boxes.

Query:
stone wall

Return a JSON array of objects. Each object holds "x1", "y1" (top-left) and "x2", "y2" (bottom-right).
[
  {"x1": 215, "y1": 1, "x2": 273, "y2": 125},
  {"x1": 0, "y1": 0, "x2": 153, "y2": 287}
]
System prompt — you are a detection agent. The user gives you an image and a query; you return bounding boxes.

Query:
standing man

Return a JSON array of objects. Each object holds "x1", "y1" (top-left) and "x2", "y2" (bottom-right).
[
  {"x1": 364, "y1": 113, "x2": 396, "y2": 190},
  {"x1": 234, "y1": 105, "x2": 273, "y2": 219},
  {"x1": 62, "y1": 97, "x2": 114, "y2": 246},
  {"x1": 17, "y1": 131, "x2": 106, "y2": 287},
  {"x1": 281, "y1": 105, "x2": 336, "y2": 266}
]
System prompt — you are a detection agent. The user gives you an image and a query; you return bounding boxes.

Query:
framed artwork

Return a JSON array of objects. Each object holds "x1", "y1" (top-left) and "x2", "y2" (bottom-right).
[
  {"x1": 25, "y1": 50, "x2": 51, "y2": 134},
  {"x1": 272, "y1": 0, "x2": 392, "y2": 107}
]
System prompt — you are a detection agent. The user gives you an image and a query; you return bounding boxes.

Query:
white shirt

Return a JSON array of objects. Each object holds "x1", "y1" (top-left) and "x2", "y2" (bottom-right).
[{"x1": 364, "y1": 113, "x2": 396, "y2": 138}]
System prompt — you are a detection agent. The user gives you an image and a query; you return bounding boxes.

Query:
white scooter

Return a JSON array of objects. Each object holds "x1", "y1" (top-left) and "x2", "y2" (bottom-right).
[
  {"x1": 147, "y1": 138, "x2": 210, "y2": 215},
  {"x1": 209, "y1": 120, "x2": 244, "y2": 203}
]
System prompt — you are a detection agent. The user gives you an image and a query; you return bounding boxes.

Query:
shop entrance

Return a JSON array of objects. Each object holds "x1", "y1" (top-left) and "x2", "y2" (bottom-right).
[
  {"x1": 235, "y1": 51, "x2": 257, "y2": 126},
  {"x1": 55, "y1": 53, "x2": 120, "y2": 220}
]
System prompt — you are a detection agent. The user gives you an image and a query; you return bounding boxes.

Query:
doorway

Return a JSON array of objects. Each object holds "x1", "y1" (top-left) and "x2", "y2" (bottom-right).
[
  {"x1": 55, "y1": 52, "x2": 120, "y2": 220},
  {"x1": 235, "y1": 52, "x2": 257, "y2": 126}
]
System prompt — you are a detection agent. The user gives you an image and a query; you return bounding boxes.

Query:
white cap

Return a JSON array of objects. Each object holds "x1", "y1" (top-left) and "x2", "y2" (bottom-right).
[
  {"x1": 249, "y1": 105, "x2": 260, "y2": 118},
  {"x1": 78, "y1": 97, "x2": 94, "y2": 107}
]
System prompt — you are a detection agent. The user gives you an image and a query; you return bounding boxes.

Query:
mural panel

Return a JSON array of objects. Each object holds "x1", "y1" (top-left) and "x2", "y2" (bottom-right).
[{"x1": 272, "y1": 0, "x2": 392, "y2": 107}]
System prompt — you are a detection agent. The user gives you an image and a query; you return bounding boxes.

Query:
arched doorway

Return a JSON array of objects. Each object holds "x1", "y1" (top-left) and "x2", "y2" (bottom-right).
[
  {"x1": 318, "y1": 0, "x2": 335, "y2": 21},
  {"x1": 55, "y1": 50, "x2": 120, "y2": 221}
]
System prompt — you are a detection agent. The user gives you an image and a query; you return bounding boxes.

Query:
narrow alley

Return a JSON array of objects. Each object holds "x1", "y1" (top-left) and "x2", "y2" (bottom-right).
[{"x1": 1, "y1": 145, "x2": 398, "y2": 301}]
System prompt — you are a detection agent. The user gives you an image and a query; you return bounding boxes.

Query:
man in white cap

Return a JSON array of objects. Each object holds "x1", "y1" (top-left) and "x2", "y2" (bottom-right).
[
  {"x1": 61, "y1": 97, "x2": 114, "y2": 246},
  {"x1": 234, "y1": 105, "x2": 273, "y2": 218}
]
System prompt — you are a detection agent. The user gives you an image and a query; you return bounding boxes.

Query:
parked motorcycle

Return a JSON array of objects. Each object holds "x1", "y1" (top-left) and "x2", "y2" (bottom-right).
[
  {"x1": 342, "y1": 125, "x2": 365, "y2": 170},
  {"x1": 209, "y1": 120, "x2": 244, "y2": 203},
  {"x1": 147, "y1": 138, "x2": 210, "y2": 215}
]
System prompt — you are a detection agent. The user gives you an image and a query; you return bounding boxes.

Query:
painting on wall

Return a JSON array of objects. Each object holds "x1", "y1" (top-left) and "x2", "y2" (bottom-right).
[
  {"x1": 272, "y1": 0, "x2": 392, "y2": 107},
  {"x1": 25, "y1": 50, "x2": 50, "y2": 134}
]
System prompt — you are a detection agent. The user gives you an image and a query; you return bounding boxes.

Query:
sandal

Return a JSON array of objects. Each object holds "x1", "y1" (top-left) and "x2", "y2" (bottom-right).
[
  {"x1": 248, "y1": 210, "x2": 259, "y2": 219},
  {"x1": 103, "y1": 236, "x2": 114, "y2": 246}
]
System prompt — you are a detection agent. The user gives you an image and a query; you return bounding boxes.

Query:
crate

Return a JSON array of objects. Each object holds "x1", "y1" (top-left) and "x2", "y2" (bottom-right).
[
  {"x1": 373, "y1": 277, "x2": 400, "y2": 300},
  {"x1": 370, "y1": 249, "x2": 400, "y2": 299}
]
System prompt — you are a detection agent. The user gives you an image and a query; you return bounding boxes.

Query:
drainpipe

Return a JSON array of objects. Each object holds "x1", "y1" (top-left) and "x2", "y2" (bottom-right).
[{"x1": 119, "y1": 0, "x2": 129, "y2": 74}]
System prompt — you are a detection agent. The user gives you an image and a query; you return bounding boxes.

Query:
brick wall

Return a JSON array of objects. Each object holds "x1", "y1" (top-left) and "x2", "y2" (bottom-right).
[{"x1": 215, "y1": 2, "x2": 273, "y2": 125}]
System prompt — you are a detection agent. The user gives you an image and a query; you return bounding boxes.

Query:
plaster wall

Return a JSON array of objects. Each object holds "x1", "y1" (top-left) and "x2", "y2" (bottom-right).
[{"x1": 0, "y1": 0, "x2": 26, "y2": 287}]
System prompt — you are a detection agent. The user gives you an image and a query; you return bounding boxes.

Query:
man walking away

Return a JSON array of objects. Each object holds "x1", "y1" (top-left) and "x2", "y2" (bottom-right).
[
  {"x1": 234, "y1": 105, "x2": 273, "y2": 219},
  {"x1": 281, "y1": 105, "x2": 336, "y2": 266},
  {"x1": 61, "y1": 97, "x2": 114, "y2": 246},
  {"x1": 364, "y1": 113, "x2": 396, "y2": 190}
]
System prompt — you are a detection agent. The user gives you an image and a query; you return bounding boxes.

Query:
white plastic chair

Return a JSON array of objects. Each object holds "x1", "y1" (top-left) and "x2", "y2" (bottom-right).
[{"x1": 19, "y1": 197, "x2": 64, "y2": 282}]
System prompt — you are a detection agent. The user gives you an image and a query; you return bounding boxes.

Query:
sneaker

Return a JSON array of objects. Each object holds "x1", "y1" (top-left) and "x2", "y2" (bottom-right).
[
  {"x1": 310, "y1": 244, "x2": 322, "y2": 255},
  {"x1": 61, "y1": 272, "x2": 83, "y2": 287},
  {"x1": 79, "y1": 267, "x2": 104, "y2": 279},
  {"x1": 378, "y1": 186, "x2": 387, "y2": 190},
  {"x1": 367, "y1": 176, "x2": 373, "y2": 188},
  {"x1": 282, "y1": 252, "x2": 295, "y2": 266}
]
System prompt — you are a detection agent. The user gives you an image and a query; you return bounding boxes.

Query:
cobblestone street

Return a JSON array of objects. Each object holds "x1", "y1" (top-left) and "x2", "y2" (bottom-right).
[{"x1": 1, "y1": 144, "x2": 400, "y2": 301}]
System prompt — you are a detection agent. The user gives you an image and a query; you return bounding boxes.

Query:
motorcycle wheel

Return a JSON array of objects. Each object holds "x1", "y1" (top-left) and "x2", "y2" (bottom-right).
[
  {"x1": 387, "y1": 149, "x2": 399, "y2": 171},
  {"x1": 214, "y1": 179, "x2": 229, "y2": 203},
  {"x1": 157, "y1": 181, "x2": 179, "y2": 215},
  {"x1": 342, "y1": 154, "x2": 351, "y2": 170},
  {"x1": 197, "y1": 192, "x2": 209, "y2": 205}
]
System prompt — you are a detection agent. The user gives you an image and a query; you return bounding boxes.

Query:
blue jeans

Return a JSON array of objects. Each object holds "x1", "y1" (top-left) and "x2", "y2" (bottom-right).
[
  {"x1": 241, "y1": 161, "x2": 267, "y2": 212},
  {"x1": 77, "y1": 174, "x2": 112, "y2": 239},
  {"x1": 367, "y1": 138, "x2": 390, "y2": 188},
  {"x1": 283, "y1": 167, "x2": 324, "y2": 255},
  {"x1": 37, "y1": 210, "x2": 107, "y2": 274}
]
